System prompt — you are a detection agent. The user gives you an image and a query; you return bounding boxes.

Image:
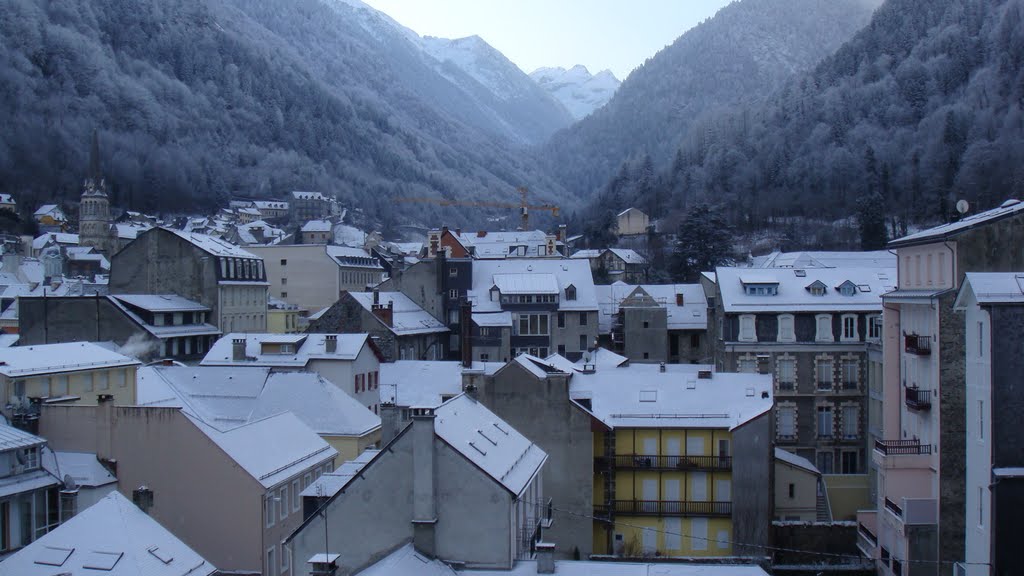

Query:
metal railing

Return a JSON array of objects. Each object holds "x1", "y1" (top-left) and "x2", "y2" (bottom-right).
[
  {"x1": 599, "y1": 500, "x2": 732, "y2": 517},
  {"x1": 884, "y1": 497, "x2": 903, "y2": 518},
  {"x1": 594, "y1": 454, "x2": 732, "y2": 472},
  {"x1": 875, "y1": 439, "x2": 931, "y2": 456},
  {"x1": 904, "y1": 334, "x2": 931, "y2": 355},
  {"x1": 905, "y1": 387, "x2": 932, "y2": 410}
]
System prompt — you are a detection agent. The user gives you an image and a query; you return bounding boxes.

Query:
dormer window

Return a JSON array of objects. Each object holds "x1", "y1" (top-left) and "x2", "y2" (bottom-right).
[
  {"x1": 837, "y1": 281, "x2": 857, "y2": 296},
  {"x1": 742, "y1": 283, "x2": 778, "y2": 296},
  {"x1": 806, "y1": 280, "x2": 827, "y2": 296},
  {"x1": 489, "y1": 285, "x2": 500, "y2": 302},
  {"x1": 565, "y1": 284, "x2": 577, "y2": 301}
]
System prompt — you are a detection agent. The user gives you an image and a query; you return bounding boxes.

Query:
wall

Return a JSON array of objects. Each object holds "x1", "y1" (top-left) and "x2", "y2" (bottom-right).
[
  {"x1": 1, "y1": 365, "x2": 137, "y2": 419},
  {"x1": 248, "y1": 245, "x2": 338, "y2": 313},
  {"x1": 774, "y1": 461, "x2": 818, "y2": 522},
  {"x1": 325, "y1": 432, "x2": 380, "y2": 463},
  {"x1": 963, "y1": 301, "x2": 990, "y2": 576},
  {"x1": 623, "y1": 306, "x2": 668, "y2": 363},
  {"x1": 550, "y1": 310, "x2": 598, "y2": 361},
  {"x1": 771, "y1": 522, "x2": 861, "y2": 566},
  {"x1": 307, "y1": 343, "x2": 380, "y2": 410},
  {"x1": 822, "y1": 474, "x2": 870, "y2": 521},
  {"x1": 19, "y1": 296, "x2": 141, "y2": 348},
  {"x1": 731, "y1": 412, "x2": 772, "y2": 558},
  {"x1": 937, "y1": 291, "x2": 966, "y2": 571}
]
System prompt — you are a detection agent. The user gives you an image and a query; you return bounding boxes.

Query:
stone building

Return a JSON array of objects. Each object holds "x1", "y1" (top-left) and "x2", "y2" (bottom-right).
[
  {"x1": 78, "y1": 180, "x2": 114, "y2": 255},
  {"x1": 596, "y1": 283, "x2": 710, "y2": 364},
  {"x1": 290, "y1": 191, "x2": 330, "y2": 223},
  {"x1": 109, "y1": 227, "x2": 268, "y2": 332}
]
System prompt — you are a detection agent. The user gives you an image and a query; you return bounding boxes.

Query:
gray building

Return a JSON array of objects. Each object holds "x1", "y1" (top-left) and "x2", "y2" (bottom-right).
[
  {"x1": 109, "y1": 227, "x2": 268, "y2": 332},
  {"x1": 597, "y1": 283, "x2": 711, "y2": 364},
  {"x1": 290, "y1": 191, "x2": 330, "y2": 223}
]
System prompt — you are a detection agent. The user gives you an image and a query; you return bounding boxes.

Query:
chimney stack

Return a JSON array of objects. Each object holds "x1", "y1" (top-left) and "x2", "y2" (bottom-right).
[
  {"x1": 379, "y1": 400, "x2": 399, "y2": 445},
  {"x1": 232, "y1": 338, "x2": 246, "y2": 362},
  {"x1": 411, "y1": 407, "x2": 437, "y2": 557},
  {"x1": 372, "y1": 300, "x2": 394, "y2": 327},
  {"x1": 325, "y1": 334, "x2": 337, "y2": 354},
  {"x1": 459, "y1": 299, "x2": 473, "y2": 369},
  {"x1": 308, "y1": 554, "x2": 340, "y2": 576},
  {"x1": 558, "y1": 224, "x2": 567, "y2": 243},
  {"x1": 536, "y1": 542, "x2": 556, "y2": 574},
  {"x1": 132, "y1": 486, "x2": 154, "y2": 515}
]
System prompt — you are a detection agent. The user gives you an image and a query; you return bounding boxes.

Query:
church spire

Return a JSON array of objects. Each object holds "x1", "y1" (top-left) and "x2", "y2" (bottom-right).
[{"x1": 89, "y1": 129, "x2": 101, "y2": 183}]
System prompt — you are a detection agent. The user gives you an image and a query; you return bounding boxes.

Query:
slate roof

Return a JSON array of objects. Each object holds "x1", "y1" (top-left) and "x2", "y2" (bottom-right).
[
  {"x1": 0, "y1": 342, "x2": 140, "y2": 378},
  {"x1": 164, "y1": 228, "x2": 261, "y2": 259},
  {"x1": 201, "y1": 333, "x2": 372, "y2": 367},
  {"x1": 716, "y1": 266, "x2": 895, "y2": 313},
  {"x1": 595, "y1": 282, "x2": 707, "y2": 333},
  {"x1": 348, "y1": 291, "x2": 448, "y2": 335},
  {"x1": 775, "y1": 447, "x2": 820, "y2": 475},
  {"x1": 955, "y1": 272, "x2": 1024, "y2": 306},
  {"x1": 470, "y1": 259, "x2": 597, "y2": 312},
  {"x1": 379, "y1": 361, "x2": 501, "y2": 408},
  {"x1": 889, "y1": 199, "x2": 1024, "y2": 248}
]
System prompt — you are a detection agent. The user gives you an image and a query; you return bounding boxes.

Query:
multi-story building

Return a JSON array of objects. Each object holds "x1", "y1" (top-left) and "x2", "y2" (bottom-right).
[
  {"x1": 248, "y1": 244, "x2": 385, "y2": 313},
  {"x1": 0, "y1": 423, "x2": 63, "y2": 553},
  {"x1": 201, "y1": 332, "x2": 383, "y2": 411},
  {"x1": 290, "y1": 191, "x2": 330, "y2": 222},
  {"x1": 426, "y1": 226, "x2": 566, "y2": 259},
  {"x1": 858, "y1": 199, "x2": 1024, "y2": 576},
  {"x1": 571, "y1": 248, "x2": 648, "y2": 283},
  {"x1": 267, "y1": 296, "x2": 302, "y2": 333},
  {"x1": 596, "y1": 283, "x2": 710, "y2": 364},
  {"x1": 713, "y1": 266, "x2": 895, "y2": 484},
  {"x1": 40, "y1": 399, "x2": 336, "y2": 575},
  {"x1": 253, "y1": 199, "x2": 290, "y2": 221},
  {"x1": 954, "y1": 273, "x2": 1024, "y2": 576},
  {"x1": 109, "y1": 227, "x2": 269, "y2": 332}
]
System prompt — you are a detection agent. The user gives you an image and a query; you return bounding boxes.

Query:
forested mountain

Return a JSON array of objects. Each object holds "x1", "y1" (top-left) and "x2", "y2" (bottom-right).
[
  {"x1": 0, "y1": 0, "x2": 571, "y2": 228},
  {"x1": 530, "y1": 65, "x2": 621, "y2": 120},
  {"x1": 585, "y1": 0, "x2": 1024, "y2": 249},
  {"x1": 543, "y1": 0, "x2": 881, "y2": 199}
]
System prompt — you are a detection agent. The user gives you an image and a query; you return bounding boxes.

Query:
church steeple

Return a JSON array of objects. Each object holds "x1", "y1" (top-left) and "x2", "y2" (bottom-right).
[{"x1": 80, "y1": 129, "x2": 113, "y2": 254}]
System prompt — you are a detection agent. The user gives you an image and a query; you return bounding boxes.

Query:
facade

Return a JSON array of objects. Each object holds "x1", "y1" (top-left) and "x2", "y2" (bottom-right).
[
  {"x1": 201, "y1": 332, "x2": 384, "y2": 411},
  {"x1": 859, "y1": 199, "x2": 1024, "y2": 576},
  {"x1": 300, "y1": 219, "x2": 332, "y2": 244},
  {"x1": 290, "y1": 191, "x2": 330, "y2": 222},
  {"x1": 0, "y1": 424, "x2": 62, "y2": 553},
  {"x1": 713, "y1": 266, "x2": 895, "y2": 490},
  {"x1": 253, "y1": 200, "x2": 290, "y2": 220},
  {"x1": 0, "y1": 342, "x2": 140, "y2": 422},
  {"x1": 18, "y1": 294, "x2": 221, "y2": 361},
  {"x1": 572, "y1": 248, "x2": 648, "y2": 283},
  {"x1": 427, "y1": 227, "x2": 566, "y2": 259},
  {"x1": 78, "y1": 180, "x2": 114, "y2": 255},
  {"x1": 40, "y1": 401, "x2": 336, "y2": 575},
  {"x1": 774, "y1": 447, "x2": 826, "y2": 522},
  {"x1": 267, "y1": 297, "x2": 302, "y2": 333},
  {"x1": 287, "y1": 394, "x2": 547, "y2": 575},
  {"x1": 308, "y1": 290, "x2": 448, "y2": 361},
  {"x1": 248, "y1": 244, "x2": 385, "y2": 313},
  {"x1": 616, "y1": 207, "x2": 649, "y2": 236},
  {"x1": 596, "y1": 284, "x2": 710, "y2": 364},
  {"x1": 109, "y1": 227, "x2": 269, "y2": 332}
]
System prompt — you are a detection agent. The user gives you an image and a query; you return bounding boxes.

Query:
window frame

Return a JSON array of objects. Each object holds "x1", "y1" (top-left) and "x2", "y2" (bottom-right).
[
  {"x1": 738, "y1": 314, "x2": 757, "y2": 342},
  {"x1": 777, "y1": 314, "x2": 795, "y2": 343},
  {"x1": 815, "y1": 314, "x2": 833, "y2": 342},
  {"x1": 840, "y1": 314, "x2": 858, "y2": 342},
  {"x1": 816, "y1": 405, "x2": 833, "y2": 439}
]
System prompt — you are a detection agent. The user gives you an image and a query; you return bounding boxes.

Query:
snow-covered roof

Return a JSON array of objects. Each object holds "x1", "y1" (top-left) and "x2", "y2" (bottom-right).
[
  {"x1": 750, "y1": 250, "x2": 895, "y2": 269},
  {"x1": 955, "y1": 272, "x2": 1024, "y2": 307},
  {"x1": 333, "y1": 224, "x2": 367, "y2": 247},
  {"x1": 452, "y1": 230, "x2": 562, "y2": 259},
  {"x1": 348, "y1": 291, "x2": 447, "y2": 335},
  {"x1": 201, "y1": 333, "x2": 373, "y2": 367},
  {"x1": 0, "y1": 342, "x2": 140, "y2": 378},
  {"x1": 0, "y1": 491, "x2": 217, "y2": 576},
  {"x1": 569, "y1": 249, "x2": 603, "y2": 260},
  {"x1": 568, "y1": 362, "x2": 773, "y2": 430},
  {"x1": 0, "y1": 194, "x2": 14, "y2": 204},
  {"x1": 138, "y1": 366, "x2": 380, "y2": 438},
  {"x1": 301, "y1": 219, "x2": 332, "y2": 232},
  {"x1": 571, "y1": 347, "x2": 629, "y2": 369},
  {"x1": 111, "y1": 294, "x2": 208, "y2": 313},
  {"x1": 716, "y1": 266, "x2": 895, "y2": 313},
  {"x1": 187, "y1": 410, "x2": 335, "y2": 488},
  {"x1": 114, "y1": 222, "x2": 153, "y2": 241},
  {"x1": 42, "y1": 451, "x2": 117, "y2": 488},
  {"x1": 0, "y1": 423, "x2": 46, "y2": 452},
  {"x1": 607, "y1": 248, "x2": 647, "y2": 265},
  {"x1": 462, "y1": 559, "x2": 768, "y2": 576},
  {"x1": 253, "y1": 200, "x2": 289, "y2": 210},
  {"x1": 0, "y1": 467, "x2": 58, "y2": 499},
  {"x1": 0, "y1": 334, "x2": 18, "y2": 348},
  {"x1": 501, "y1": 354, "x2": 569, "y2": 380},
  {"x1": 292, "y1": 190, "x2": 328, "y2": 201},
  {"x1": 469, "y1": 259, "x2": 597, "y2": 312},
  {"x1": 34, "y1": 204, "x2": 65, "y2": 219},
  {"x1": 32, "y1": 232, "x2": 79, "y2": 250},
  {"x1": 891, "y1": 199, "x2": 1024, "y2": 248},
  {"x1": 234, "y1": 220, "x2": 286, "y2": 245},
  {"x1": 326, "y1": 245, "x2": 382, "y2": 268},
  {"x1": 379, "y1": 361, "x2": 500, "y2": 408},
  {"x1": 300, "y1": 449, "x2": 379, "y2": 499},
  {"x1": 595, "y1": 283, "x2": 708, "y2": 333},
  {"x1": 472, "y1": 312, "x2": 512, "y2": 327},
  {"x1": 434, "y1": 395, "x2": 546, "y2": 496},
  {"x1": 775, "y1": 447, "x2": 820, "y2": 475},
  {"x1": 164, "y1": 228, "x2": 261, "y2": 259},
  {"x1": 493, "y1": 273, "x2": 559, "y2": 294}
]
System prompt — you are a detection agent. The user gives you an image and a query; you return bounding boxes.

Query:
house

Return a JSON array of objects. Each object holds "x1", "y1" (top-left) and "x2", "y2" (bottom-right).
[
  {"x1": 426, "y1": 227, "x2": 566, "y2": 259},
  {"x1": 951, "y1": 273, "x2": 1024, "y2": 576},
  {"x1": 40, "y1": 400, "x2": 336, "y2": 574},
  {"x1": 0, "y1": 194, "x2": 15, "y2": 212},
  {"x1": 201, "y1": 333, "x2": 383, "y2": 411},
  {"x1": 287, "y1": 394, "x2": 547, "y2": 575},
  {"x1": 0, "y1": 490, "x2": 218, "y2": 576},
  {"x1": 138, "y1": 365, "x2": 381, "y2": 461},
  {"x1": 377, "y1": 359, "x2": 501, "y2": 436},
  {"x1": 230, "y1": 219, "x2": 288, "y2": 246},
  {"x1": 0, "y1": 342, "x2": 141, "y2": 422},
  {"x1": 300, "y1": 219, "x2": 333, "y2": 244},
  {"x1": 109, "y1": 227, "x2": 269, "y2": 332},
  {"x1": 33, "y1": 204, "x2": 67, "y2": 232},
  {"x1": 268, "y1": 296, "x2": 303, "y2": 334},
  {"x1": 247, "y1": 244, "x2": 385, "y2": 313},
  {"x1": 40, "y1": 450, "x2": 118, "y2": 514},
  {"x1": 596, "y1": 282, "x2": 710, "y2": 364},
  {"x1": 858, "y1": 199, "x2": 1024, "y2": 575},
  {"x1": 290, "y1": 191, "x2": 330, "y2": 222},
  {"x1": 615, "y1": 207, "x2": 649, "y2": 236},
  {"x1": 31, "y1": 232, "x2": 79, "y2": 258},
  {"x1": 0, "y1": 424, "x2": 63, "y2": 553},
  {"x1": 18, "y1": 293, "x2": 222, "y2": 362},
  {"x1": 237, "y1": 206, "x2": 261, "y2": 224},
  {"x1": 571, "y1": 248, "x2": 648, "y2": 283},
  {"x1": 308, "y1": 290, "x2": 448, "y2": 361},
  {"x1": 253, "y1": 200, "x2": 291, "y2": 221},
  {"x1": 712, "y1": 264, "x2": 896, "y2": 510},
  {"x1": 774, "y1": 448, "x2": 826, "y2": 522}
]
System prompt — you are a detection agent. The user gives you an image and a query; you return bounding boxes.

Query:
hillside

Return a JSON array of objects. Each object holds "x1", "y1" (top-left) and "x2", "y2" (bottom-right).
[
  {"x1": 542, "y1": 0, "x2": 881, "y2": 198},
  {"x1": 0, "y1": 0, "x2": 572, "y2": 229}
]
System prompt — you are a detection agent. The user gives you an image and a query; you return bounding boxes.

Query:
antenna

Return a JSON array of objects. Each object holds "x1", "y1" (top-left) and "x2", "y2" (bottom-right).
[{"x1": 956, "y1": 199, "x2": 970, "y2": 215}]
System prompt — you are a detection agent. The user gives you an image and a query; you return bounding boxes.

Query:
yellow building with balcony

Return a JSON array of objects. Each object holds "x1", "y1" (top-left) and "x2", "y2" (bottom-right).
[{"x1": 570, "y1": 364, "x2": 774, "y2": 559}]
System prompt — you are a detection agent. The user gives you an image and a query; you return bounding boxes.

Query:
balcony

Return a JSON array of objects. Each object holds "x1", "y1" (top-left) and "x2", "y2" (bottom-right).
[
  {"x1": 905, "y1": 387, "x2": 932, "y2": 410},
  {"x1": 857, "y1": 522, "x2": 878, "y2": 557},
  {"x1": 904, "y1": 334, "x2": 931, "y2": 356},
  {"x1": 884, "y1": 496, "x2": 938, "y2": 526},
  {"x1": 884, "y1": 497, "x2": 903, "y2": 518},
  {"x1": 597, "y1": 500, "x2": 732, "y2": 517},
  {"x1": 594, "y1": 454, "x2": 732, "y2": 472},
  {"x1": 874, "y1": 439, "x2": 931, "y2": 456}
]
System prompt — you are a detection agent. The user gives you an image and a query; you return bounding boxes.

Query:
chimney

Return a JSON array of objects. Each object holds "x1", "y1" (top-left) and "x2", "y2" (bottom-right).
[
  {"x1": 372, "y1": 300, "x2": 394, "y2": 327},
  {"x1": 379, "y1": 401, "x2": 399, "y2": 445},
  {"x1": 325, "y1": 334, "x2": 337, "y2": 354},
  {"x1": 459, "y1": 299, "x2": 473, "y2": 369},
  {"x1": 308, "y1": 554, "x2": 340, "y2": 576},
  {"x1": 675, "y1": 293, "x2": 684, "y2": 306},
  {"x1": 411, "y1": 407, "x2": 437, "y2": 557},
  {"x1": 455, "y1": 228, "x2": 461, "y2": 236},
  {"x1": 536, "y1": 542, "x2": 556, "y2": 574},
  {"x1": 132, "y1": 486, "x2": 154, "y2": 515},
  {"x1": 659, "y1": 362, "x2": 666, "y2": 373},
  {"x1": 477, "y1": 230, "x2": 487, "y2": 238},
  {"x1": 232, "y1": 338, "x2": 246, "y2": 361},
  {"x1": 558, "y1": 224, "x2": 567, "y2": 243}
]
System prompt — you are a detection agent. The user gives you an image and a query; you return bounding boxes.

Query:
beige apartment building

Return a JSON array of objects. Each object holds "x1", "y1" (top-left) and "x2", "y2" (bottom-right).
[{"x1": 248, "y1": 244, "x2": 385, "y2": 313}]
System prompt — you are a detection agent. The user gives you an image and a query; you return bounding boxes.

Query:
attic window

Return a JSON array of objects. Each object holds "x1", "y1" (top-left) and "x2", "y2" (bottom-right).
[
  {"x1": 34, "y1": 545, "x2": 74, "y2": 566},
  {"x1": 837, "y1": 281, "x2": 857, "y2": 296},
  {"x1": 468, "y1": 440, "x2": 487, "y2": 456},
  {"x1": 477, "y1": 429, "x2": 498, "y2": 446},
  {"x1": 148, "y1": 546, "x2": 174, "y2": 565},
  {"x1": 806, "y1": 281, "x2": 827, "y2": 296},
  {"x1": 794, "y1": 270, "x2": 807, "y2": 277},
  {"x1": 565, "y1": 284, "x2": 577, "y2": 301},
  {"x1": 639, "y1": 390, "x2": 657, "y2": 402},
  {"x1": 743, "y1": 283, "x2": 778, "y2": 296},
  {"x1": 492, "y1": 422, "x2": 510, "y2": 435}
]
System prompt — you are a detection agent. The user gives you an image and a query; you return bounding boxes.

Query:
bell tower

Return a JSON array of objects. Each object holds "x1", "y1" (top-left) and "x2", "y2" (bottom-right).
[{"x1": 79, "y1": 131, "x2": 113, "y2": 254}]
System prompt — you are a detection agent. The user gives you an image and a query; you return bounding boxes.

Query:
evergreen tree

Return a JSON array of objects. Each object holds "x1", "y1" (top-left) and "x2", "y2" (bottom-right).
[
  {"x1": 856, "y1": 190, "x2": 888, "y2": 250},
  {"x1": 671, "y1": 203, "x2": 735, "y2": 282}
]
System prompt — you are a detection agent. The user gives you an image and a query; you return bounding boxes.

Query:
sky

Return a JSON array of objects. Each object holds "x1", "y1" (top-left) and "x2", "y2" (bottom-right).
[{"x1": 358, "y1": 0, "x2": 734, "y2": 80}]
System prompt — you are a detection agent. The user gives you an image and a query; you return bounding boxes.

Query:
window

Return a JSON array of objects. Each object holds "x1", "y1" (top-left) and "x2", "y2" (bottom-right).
[
  {"x1": 281, "y1": 291, "x2": 288, "y2": 298},
  {"x1": 448, "y1": 309, "x2": 459, "y2": 324},
  {"x1": 265, "y1": 495, "x2": 275, "y2": 527},
  {"x1": 842, "y1": 405, "x2": 858, "y2": 439},
  {"x1": 282, "y1": 543, "x2": 291, "y2": 573},
  {"x1": 868, "y1": 315, "x2": 882, "y2": 340},
  {"x1": 22, "y1": 447, "x2": 39, "y2": 469},
  {"x1": 839, "y1": 282, "x2": 857, "y2": 296},
  {"x1": 579, "y1": 334, "x2": 588, "y2": 351},
  {"x1": 448, "y1": 289, "x2": 458, "y2": 299},
  {"x1": 280, "y1": 344, "x2": 295, "y2": 354},
  {"x1": 449, "y1": 267, "x2": 457, "y2": 277},
  {"x1": 557, "y1": 345, "x2": 565, "y2": 356},
  {"x1": 557, "y1": 312, "x2": 565, "y2": 328},
  {"x1": 292, "y1": 480, "x2": 300, "y2": 512},
  {"x1": 643, "y1": 320, "x2": 649, "y2": 328},
  {"x1": 815, "y1": 314, "x2": 833, "y2": 342},
  {"x1": 690, "y1": 333, "x2": 700, "y2": 348},
  {"x1": 777, "y1": 314, "x2": 795, "y2": 342},
  {"x1": 266, "y1": 547, "x2": 276, "y2": 576},
  {"x1": 739, "y1": 315, "x2": 756, "y2": 342},
  {"x1": 809, "y1": 284, "x2": 826, "y2": 296},
  {"x1": 841, "y1": 314, "x2": 858, "y2": 341},
  {"x1": 841, "y1": 450, "x2": 859, "y2": 474},
  {"x1": 579, "y1": 312, "x2": 588, "y2": 326},
  {"x1": 788, "y1": 483, "x2": 795, "y2": 498},
  {"x1": 280, "y1": 259, "x2": 287, "y2": 266},
  {"x1": 817, "y1": 405, "x2": 833, "y2": 438},
  {"x1": 817, "y1": 451, "x2": 834, "y2": 474},
  {"x1": 51, "y1": 375, "x2": 68, "y2": 397},
  {"x1": 777, "y1": 358, "x2": 795, "y2": 391},
  {"x1": 516, "y1": 314, "x2": 549, "y2": 336},
  {"x1": 978, "y1": 321, "x2": 984, "y2": 357},
  {"x1": 738, "y1": 358, "x2": 757, "y2": 373},
  {"x1": 281, "y1": 277, "x2": 287, "y2": 286},
  {"x1": 743, "y1": 283, "x2": 778, "y2": 296},
  {"x1": 816, "y1": 358, "x2": 833, "y2": 390},
  {"x1": 777, "y1": 405, "x2": 796, "y2": 439},
  {"x1": 278, "y1": 486, "x2": 288, "y2": 520},
  {"x1": 841, "y1": 359, "x2": 858, "y2": 390},
  {"x1": 691, "y1": 518, "x2": 708, "y2": 551},
  {"x1": 565, "y1": 285, "x2": 576, "y2": 301}
]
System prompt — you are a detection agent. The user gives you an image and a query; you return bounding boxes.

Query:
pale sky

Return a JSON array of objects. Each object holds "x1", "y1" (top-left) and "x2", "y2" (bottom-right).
[{"x1": 359, "y1": 0, "x2": 734, "y2": 80}]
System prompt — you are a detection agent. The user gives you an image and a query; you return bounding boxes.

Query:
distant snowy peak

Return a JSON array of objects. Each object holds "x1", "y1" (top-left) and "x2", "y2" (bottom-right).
[
  {"x1": 421, "y1": 35, "x2": 529, "y2": 100},
  {"x1": 529, "y1": 65, "x2": 621, "y2": 120}
]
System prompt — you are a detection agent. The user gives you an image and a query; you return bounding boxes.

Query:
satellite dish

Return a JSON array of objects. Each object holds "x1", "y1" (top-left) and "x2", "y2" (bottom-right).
[{"x1": 956, "y1": 199, "x2": 970, "y2": 214}]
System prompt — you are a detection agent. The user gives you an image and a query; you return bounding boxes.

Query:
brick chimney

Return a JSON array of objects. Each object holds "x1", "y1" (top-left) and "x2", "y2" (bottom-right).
[
  {"x1": 372, "y1": 300, "x2": 394, "y2": 327},
  {"x1": 232, "y1": 338, "x2": 246, "y2": 361},
  {"x1": 411, "y1": 407, "x2": 437, "y2": 557},
  {"x1": 325, "y1": 334, "x2": 337, "y2": 354}
]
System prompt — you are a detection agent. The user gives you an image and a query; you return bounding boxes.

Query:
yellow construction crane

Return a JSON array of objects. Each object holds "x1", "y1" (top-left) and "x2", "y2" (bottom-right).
[{"x1": 399, "y1": 187, "x2": 559, "y2": 230}]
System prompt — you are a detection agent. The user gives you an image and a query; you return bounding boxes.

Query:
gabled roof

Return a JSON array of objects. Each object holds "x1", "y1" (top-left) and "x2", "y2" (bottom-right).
[
  {"x1": 42, "y1": 451, "x2": 117, "y2": 488},
  {"x1": 493, "y1": 273, "x2": 559, "y2": 294},
  {"x1": 301, "y1": 219, "x2": 332, "y2": 232},
  {"x1": 164, "y1": 228, "x2": 261, "y2": 259},
  {"x1": 0, "y1": 423, "x2": 46, "y2": 452},
  {"x1": 379, "y1": 361, "x2": 501, "y2": 408},
  {"x1": 955, "y1": 272, "x2": 1024, "y2": 308},
  {"x1": 0, "y1": 491, "x2": 217, "y2": 576},
  {"x1": 201, "y1": 333, "x2": 374, "y2": 367},
  {"x1": 775, "y1": 447, "x2": 820, "y2": 475},
  {"x1": 434, "y1": 395, "x2": 547, "y2": 496},
  {"x1": 470, "y1": 259, "x2": 598, "y2": 312},
  {"x1": 716, "y1": 266, "x2": 895, "y2": 313},
  {"x1": 595, "y1": 283, "x2": 708, "y2": 333},
  {"x1": 348, "y1": 291, "x2": 448, "y2": 335},
  {"x1": 607, "y1": 248, "x2": 647, "y2": 265},
  {"x1": 0, "y1": 342, "x2": 140, "y2": 378},
  {"x1": 452, "y1": 230, "x2": 561, "y2": 259},
  {"x1": 292, "y1": 190, "x2": 328, "y2": 201},
  {"x1": 32, "y1": 232, "x2": 79, "y2": 250},
  {"x1": 889, "y1": 199, "x2": 1024, "y2": 248},
  {"x1": 34, "y1": 204, "x2": 65, "y2": 218}
]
